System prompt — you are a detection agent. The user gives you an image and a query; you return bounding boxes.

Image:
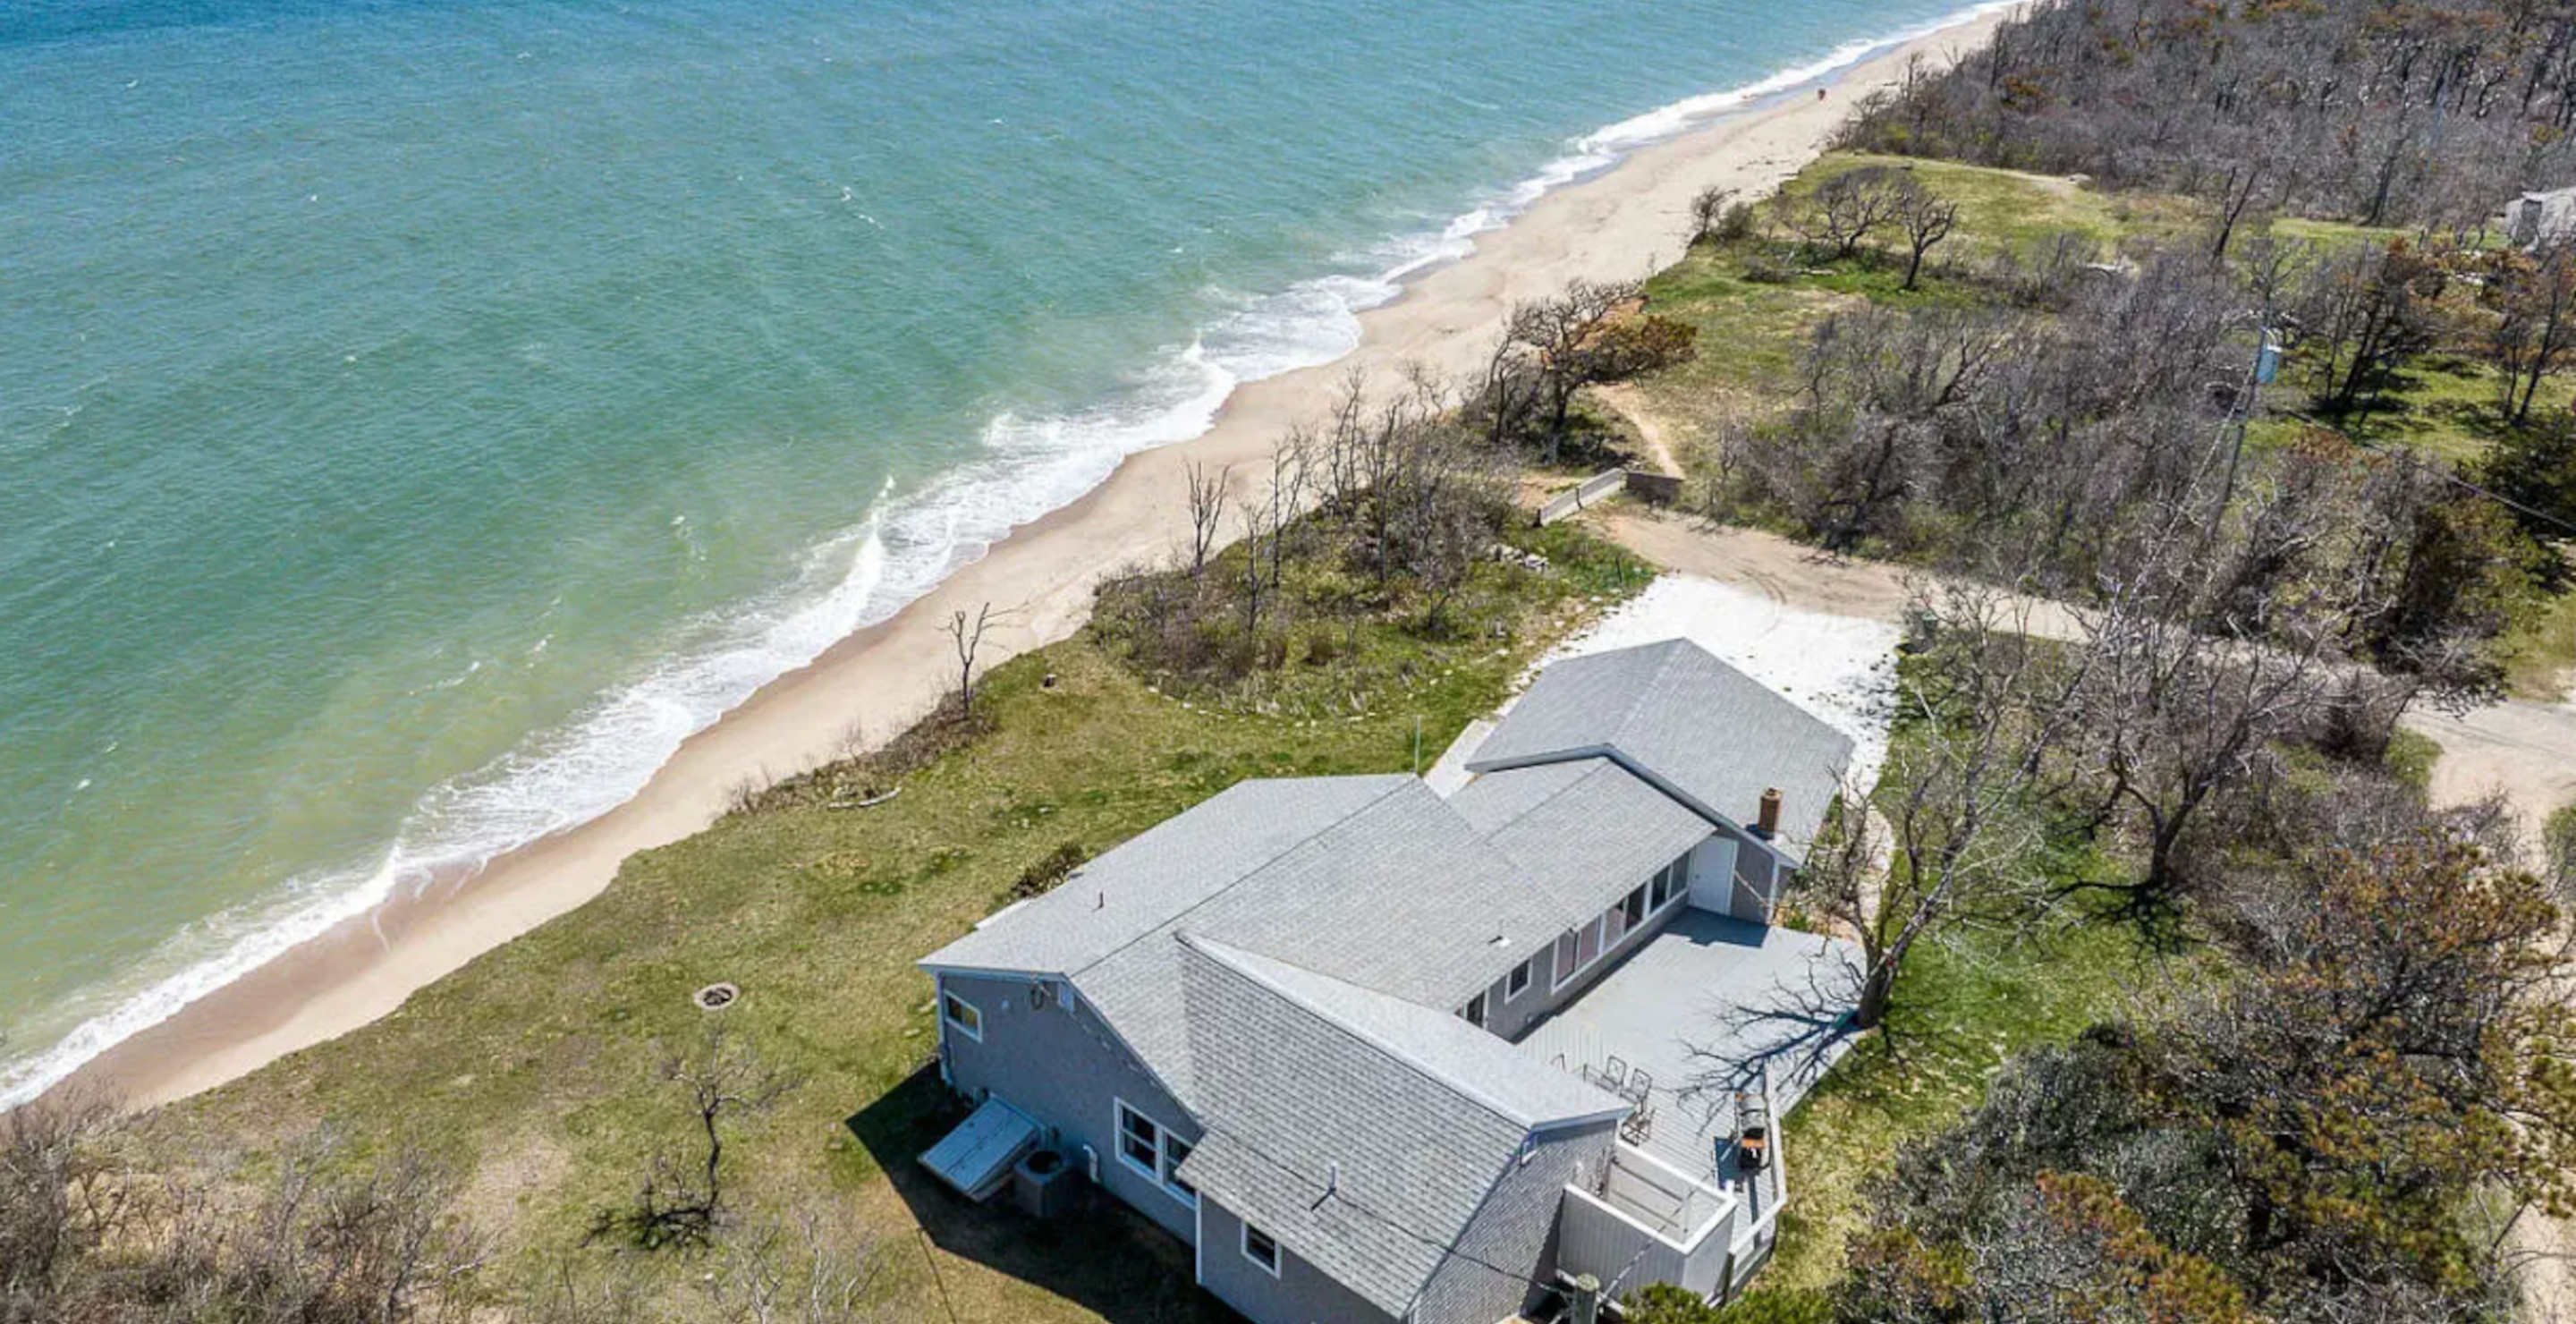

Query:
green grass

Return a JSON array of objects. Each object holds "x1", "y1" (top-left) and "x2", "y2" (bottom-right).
[
  {"x1": 1792, "y1": 153, "x2": 2204, "y2": 254},
  {"x1": 154, "y1": 530, "x2": 1648, "y2": 1323},
  {"x1": 1749, "y1": 903, "x2": 2152, "y2": 1304},
  {"x1": 2320, "y1": 352, "x2": 2575, "y2": 468},
  {"x1": 2504, "y1": 581, "x2": 2576, "y2": 700},
  {"x1": 1738, "y1": 793, "x2": 2155, "y2": 1306}
]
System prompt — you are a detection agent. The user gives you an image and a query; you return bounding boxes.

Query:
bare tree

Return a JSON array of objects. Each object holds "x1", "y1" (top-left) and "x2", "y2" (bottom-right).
[
  {"x1": 939, "y1": 602, "x2": 997, "y2": 719},
  {"x1": 604, "y1": 1029, "x2": 802, "y2": 1249},
  {"x1": 1890, "y1": 176, "x2": 1960, "y2": 290},
  {"x1": 2207, "y1": 158, "x2": 2267, "y2": 260},
  {"x1": 1699, "y1": 585, "x2": 2067, "y2": 1092},
  {"x1": 2485, "y1": 240, "x2": 2576, "y2": 424},
  {"x1": 1182, "y1": 460, "x2": 1230, "y2": 580},
  {"x1": 713, "y1": 1210, "x2": 894, "y2": 1324},
  {"x1": 0, "y1": 1103, "x2": 487, "y2": 1324},
  {"x1": 2303, "y1": 239, "x2": 2450, "y2": 418},
  {"x1": 0, "y1": 1092, "x2": 123, "y2": 1310},
  {"x1": 1784, "y1": 166, "x2": 1906, "y2": 261}
]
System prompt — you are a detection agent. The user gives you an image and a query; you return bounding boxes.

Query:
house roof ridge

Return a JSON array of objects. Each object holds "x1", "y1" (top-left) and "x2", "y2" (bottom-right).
[
  {"x1": 1063, "y1": 775, "x2": 1414, "y2": 982},
  {"x1": 1177, "y1": 932, "x2": 1628, "y2": 1133},
  {"x1": 1462, "y1": 760, "x2": 1617, "y2": 919}
]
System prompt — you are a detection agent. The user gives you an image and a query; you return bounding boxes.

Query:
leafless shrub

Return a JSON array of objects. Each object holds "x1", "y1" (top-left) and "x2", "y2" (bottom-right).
[
  {"x1": 940, "y1": 602, "x2": 999, "y2": 719},
  {"x1": 598, "y1": 1029, "x2": 802, "y2": 1251}
]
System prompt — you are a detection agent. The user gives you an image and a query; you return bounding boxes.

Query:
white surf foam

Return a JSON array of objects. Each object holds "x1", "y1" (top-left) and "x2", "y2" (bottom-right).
[{"x1": 0, "y1": 0, "x2": 2012, "y2": 1108}]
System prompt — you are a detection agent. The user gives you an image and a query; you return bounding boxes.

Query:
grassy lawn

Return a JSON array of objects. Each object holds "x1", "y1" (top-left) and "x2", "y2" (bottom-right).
[
  {"x1": 154, "y1": 523, "x2": 1649, "y2": 1322},
  {"x1": 1792, "y1": 152, "x2": 2203, "y2": 253},
  {"x1": 2325, "y1": 352, "x2": 2576, "y2": 468},
  {"x1": 1749, "y1": 904, "x2": 2152, "y2": 1303},
  {"x1": 2505, "y1": 581, "x2": 2576, "y2": 699}
]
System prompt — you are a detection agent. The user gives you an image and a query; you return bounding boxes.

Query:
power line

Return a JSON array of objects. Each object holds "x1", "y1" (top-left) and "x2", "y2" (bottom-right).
[{"x1": 2284, "y1": 409, "x2": 2576, "y2": 540}]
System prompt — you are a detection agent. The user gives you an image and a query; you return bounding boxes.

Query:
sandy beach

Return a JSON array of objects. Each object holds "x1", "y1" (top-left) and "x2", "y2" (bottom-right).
[{"x1": 62, "y1": 7, "x2": 2010, "y2": 1110}]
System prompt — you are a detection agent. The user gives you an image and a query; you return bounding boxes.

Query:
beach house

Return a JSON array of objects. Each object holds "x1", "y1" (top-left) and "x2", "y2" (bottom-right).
[{"x1": 913, "y1": 639, "x2": 1862, "y2": 1324}]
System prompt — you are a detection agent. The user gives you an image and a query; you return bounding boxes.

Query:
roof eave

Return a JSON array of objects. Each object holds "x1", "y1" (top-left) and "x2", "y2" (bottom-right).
[{"x1": 916, "y1": 957, "x2": 1076, "y2": 982}]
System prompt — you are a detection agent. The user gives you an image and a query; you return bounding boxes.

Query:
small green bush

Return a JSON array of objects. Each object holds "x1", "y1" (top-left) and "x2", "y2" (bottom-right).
[{"x1": 1001, "y1": 840, "x2": 1090, "y2": 904}]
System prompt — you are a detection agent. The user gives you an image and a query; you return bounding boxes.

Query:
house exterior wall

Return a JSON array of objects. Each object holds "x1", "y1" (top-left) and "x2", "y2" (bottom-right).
[
  {"x1": 1412, "y1": 1119, "x2": 1619, "y2": 1324},
  {"x1": 933, "y1": 971, "x2": 1202, "y2": 1242},
  {"x1": 1480, "y1": 939, "x2": 1559, "y2": 1041},
  {"x1": 1686, "y1": 823, "x2": 1779, "y2": 922},
  {"x1": 1197, "y1": 1198, "x2": 1399, "y2": 1324},
  {"x1": 1509, "y1": 841, "x2": 1712, "y2": 1030}
]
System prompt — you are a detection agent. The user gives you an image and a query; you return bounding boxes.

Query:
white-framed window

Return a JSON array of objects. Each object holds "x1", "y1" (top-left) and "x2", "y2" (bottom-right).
[
  {"x1": 941, "y1": 989, "x2": 984, "y2": 1042},
  {"x1": 1462, "y1": 990, "x2": 1487, "y2": 1027},
  {"x1": 1621, "y1": 882, "x2": 1648, "y2": 929},
  {"x1": 1553, "y1": 919, "x2": 1608, "y2": 991},
  {"x1": 1114, "y1": 1099, "x2": 1196, "y2": 1206},
  {"x1": 1648, "y1": 851, "x2": 1692, "y2": 912},
  {"x1": 1241, "y1": 1221, "x2": 1282, "y2": 1277},
  {"x1": 1505, "y1": 956, "x2": 1534, "y2": 1001}
]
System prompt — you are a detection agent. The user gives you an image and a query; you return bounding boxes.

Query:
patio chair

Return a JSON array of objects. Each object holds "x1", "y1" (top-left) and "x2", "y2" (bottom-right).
[
  {"x1": 1621, "y1": 1104, "x2": 1657, "y2": 1144},
  {"x1": 1597, "y1": 1057, "x2": 1628, "y2": 1093},
  {"x1": 1624, "y1": 1068, "x2": 1654, "y2": 1105}
]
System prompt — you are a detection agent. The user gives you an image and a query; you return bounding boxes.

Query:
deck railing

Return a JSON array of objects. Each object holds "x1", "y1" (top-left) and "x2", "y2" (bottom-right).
[{"x1": 1555, "y1": 1142, "x2": 1738, "y2": 1302}]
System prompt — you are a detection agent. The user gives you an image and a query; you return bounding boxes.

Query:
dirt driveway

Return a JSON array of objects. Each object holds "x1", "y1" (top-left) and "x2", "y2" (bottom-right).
[{"x1": 1597, "y1": 506, "x2": 2574, "y2": 849}]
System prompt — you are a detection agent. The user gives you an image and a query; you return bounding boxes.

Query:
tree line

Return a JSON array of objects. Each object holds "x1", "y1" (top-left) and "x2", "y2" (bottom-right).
[{"x1": 1841, "y1": 0, "x2": 2576, "y2": 231}]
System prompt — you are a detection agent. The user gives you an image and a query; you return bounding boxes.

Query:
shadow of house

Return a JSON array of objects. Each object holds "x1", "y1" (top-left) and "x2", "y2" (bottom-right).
[{"x1": 848, "y1": 1068, "x2": 1241, "y2": 1324}]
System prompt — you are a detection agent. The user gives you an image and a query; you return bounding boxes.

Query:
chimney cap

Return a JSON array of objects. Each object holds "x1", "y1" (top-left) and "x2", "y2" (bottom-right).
[{"x1": 1754, "y1": 787, "x2": 1784, "y2": 838}]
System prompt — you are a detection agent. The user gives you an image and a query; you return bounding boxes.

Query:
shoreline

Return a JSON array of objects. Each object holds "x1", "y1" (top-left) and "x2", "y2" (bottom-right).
[{"x1": 53, "y1": 5, "x2": 2012, "y2": 1112}]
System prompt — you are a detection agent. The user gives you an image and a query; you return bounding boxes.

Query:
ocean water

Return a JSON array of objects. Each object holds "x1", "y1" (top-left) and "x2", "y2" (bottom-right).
[{"x1": 0, "y1": 0, "x2": 1981, "y2": 1102}]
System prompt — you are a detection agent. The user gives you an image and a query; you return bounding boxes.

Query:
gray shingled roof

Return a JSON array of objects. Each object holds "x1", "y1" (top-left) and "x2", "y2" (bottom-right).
[
  {"x1": 1174, "y1": 938, "x2": 1623, "y2": 1319},
  {"x1": 921, "y1": 776, "x2": 1566, "y2": 1110},
  {"x1": 1467, "y1": 640, "x2": 1854, "y2": 863},
  {"x1": 921, "y1": 776, "x2": 1404, "y2": 978},
  {"x1": 1450, "y1": 759, "x2": 1713, "y2": 918}
]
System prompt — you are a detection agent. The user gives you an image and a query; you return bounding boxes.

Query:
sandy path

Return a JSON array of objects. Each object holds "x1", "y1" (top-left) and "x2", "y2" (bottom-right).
[
  {"x1": 1591, "y1": 382, "x2": 1685, "y2": 477},
  {"x1": 1602, "y1": 508, "x2": 2576, "y2": 839},
  {"x1": 55, "y1": 13, "x2": 2014, "y2": 1111}
]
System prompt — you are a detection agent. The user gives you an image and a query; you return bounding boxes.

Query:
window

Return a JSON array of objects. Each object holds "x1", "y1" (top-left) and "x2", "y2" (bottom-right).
[
  {"x1": 941, "y1": 990, "x2": 984, "y2": 1042},
  {"x1": 1114, "y1": 1100, "x2": 1196, "y2": 1206},
  {"x1": 1117, "y1": 1103, "x2": 1159, "y2": 1174},
  {"x1": 1462, "y1": 991, "x2": 1487, "y2": 1027},
  {"x1": 1554, "y1": 919, "x2": 1609, "y2": 991},
  {"x1": 1649, "y1": 853, "x2": 1689, "y2": 912},
  {"x1": 1622, "y1": 883, "x2": 1648, "y2": 929},
  {"x1": 1241, "y1": 1223, "x2": 1282, "y2": 1277},
  {"x1": 1505, "y1": 957, "x2": 1534, "y2": 1001}
]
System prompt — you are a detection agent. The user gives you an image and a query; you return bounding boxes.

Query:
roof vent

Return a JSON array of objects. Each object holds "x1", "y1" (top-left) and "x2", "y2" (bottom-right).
[{"x1": 1755, "y1": 787, "x2": 1783, "y2": 838}]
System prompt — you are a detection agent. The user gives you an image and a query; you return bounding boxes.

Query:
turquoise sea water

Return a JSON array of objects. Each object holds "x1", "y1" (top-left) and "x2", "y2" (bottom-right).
[{"x1": 0, "y1": 0, "x2": 1979, "y2": 1100}]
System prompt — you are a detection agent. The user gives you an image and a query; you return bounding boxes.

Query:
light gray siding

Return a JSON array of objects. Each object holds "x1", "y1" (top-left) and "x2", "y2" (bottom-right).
[
  {"x1": 1199, "y1": 1198, "x2": 1399, "y2": 1324},
  {"x1": 1708, "y1": 823, "x2": 1781, "y2": 922},
  {"x1": 935, "y1": 972, "x2": 1202, "y2": 1241},
  {"x1": 1413, "y1": 1120, "x2": 1618, "y2": 1324}
]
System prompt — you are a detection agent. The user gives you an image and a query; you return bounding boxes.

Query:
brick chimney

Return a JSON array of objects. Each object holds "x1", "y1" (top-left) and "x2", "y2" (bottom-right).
[{"x1": 1756, "y1": 787, "x2": 1783, "y2": 837}]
